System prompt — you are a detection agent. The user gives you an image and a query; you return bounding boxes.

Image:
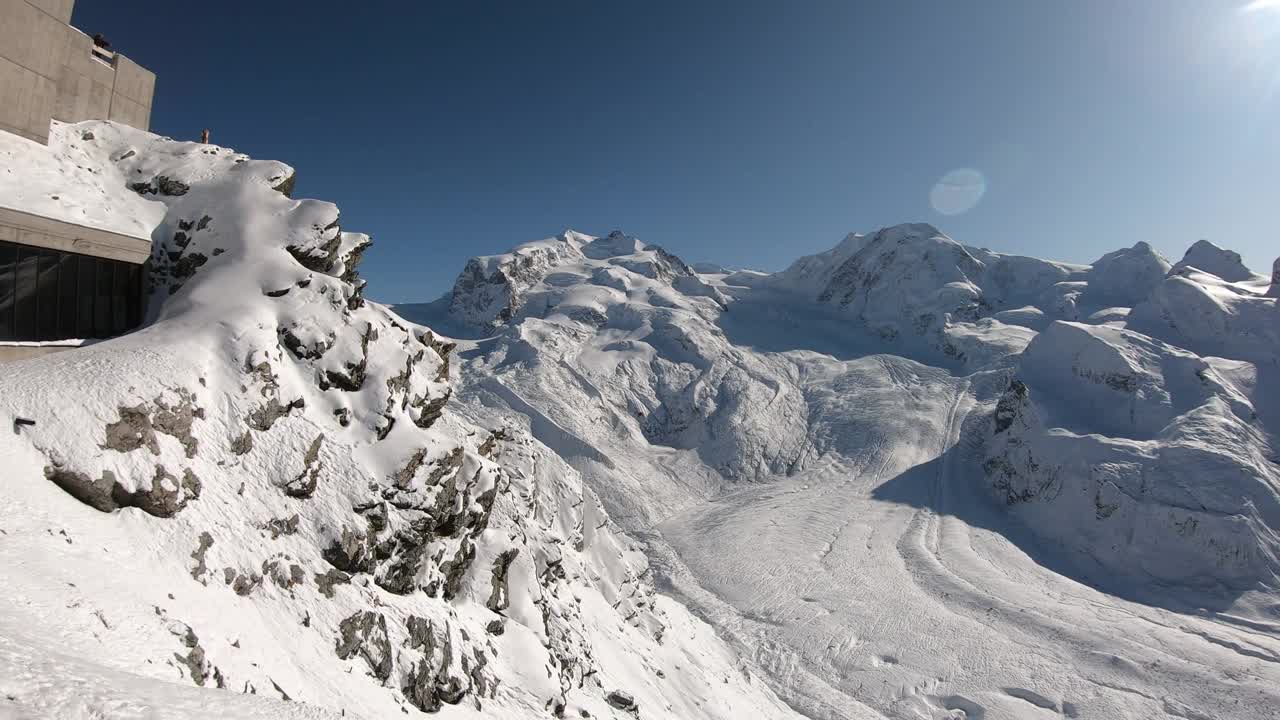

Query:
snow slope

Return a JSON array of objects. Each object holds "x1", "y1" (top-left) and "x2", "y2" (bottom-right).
[
  {"x1": 0, "y1": 122, "x2": 797, "y2": 720},
  {"x1": 397, "y1": 223, "x2": 1280, "y2": 720}
]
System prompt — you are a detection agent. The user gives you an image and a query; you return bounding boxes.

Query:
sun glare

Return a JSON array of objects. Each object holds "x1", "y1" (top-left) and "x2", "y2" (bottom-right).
[{"x1": 1243, "y1": 0, "x2": 1280, "y2": 11}]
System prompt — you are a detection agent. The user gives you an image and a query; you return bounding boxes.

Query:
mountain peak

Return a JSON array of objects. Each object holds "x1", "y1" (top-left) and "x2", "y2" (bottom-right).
[{"x1": 1170, "y1": 238, "x2": 1256, "y2": 282}]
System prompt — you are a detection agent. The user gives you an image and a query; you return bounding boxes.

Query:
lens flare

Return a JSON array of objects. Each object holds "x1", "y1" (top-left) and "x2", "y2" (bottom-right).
[{"x1": 930, "y1": 168, "x2": 986, "y2": 216}]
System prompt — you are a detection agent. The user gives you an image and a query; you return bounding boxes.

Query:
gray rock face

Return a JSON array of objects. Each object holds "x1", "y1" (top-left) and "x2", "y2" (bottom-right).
[
  {"x1": 314, "y1": 568, "x2": 351, "y2": 598},
  {"x1": 43, "y1": 462, "x2": 201, "y2": 518},
  {"x1": 1270, "y1": 257, "x2": 1280, "y2": 297},
  {"x1": 335, "y1": 611, "x2": 392, "y2": 681},
  {"x1": 400, "y1": 616, "x2": 493, "y2": 714},
  {"x1": 486, "y1": 549, "x2": 519, "y2": 612},
  {"x1": 448, "y1": 235, "x2": 585, "y2": 329},
  {"x1": 130, "y1": 175, "x2": 190, "y2": 196},
  {"x1": 101, "y1": 390, "x2": 202, "y2": 459},
  {"x1": 606, "y1": 689, "x2": 638, "y2": 711},
  {"x1": 281, "y1": 434, "x2": 324, "y2": 498}
]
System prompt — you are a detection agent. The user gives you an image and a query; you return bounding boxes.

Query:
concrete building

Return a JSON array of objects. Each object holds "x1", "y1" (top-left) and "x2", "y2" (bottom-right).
[
  {"x1": 0, "y1": 0, "x2": 156, "y2": 361},
  {"x1": 0, "y1": 0, "x2": 155, "y2": 144}
]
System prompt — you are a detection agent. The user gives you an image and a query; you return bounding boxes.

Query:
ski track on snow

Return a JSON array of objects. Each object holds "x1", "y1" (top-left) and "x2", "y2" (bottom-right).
[{"x1": 655, "y1": 361, "x2": 1280, "y2": 720}]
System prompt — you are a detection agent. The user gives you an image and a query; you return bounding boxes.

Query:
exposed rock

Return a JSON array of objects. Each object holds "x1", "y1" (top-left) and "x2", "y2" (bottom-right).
[
  {"x1": 279, "y1": 325, "x2": 334, "y2": 360},
  {"x1": 263, "y1": 558, "x2": 306, "y2": 589},
  {"x1": 231, "y1": 570, "x2": 262, "y2": 596},
  {"x1": 152, "y1": 392, "x2": 202, "y2": 458},
  {"x1": 323, "y1": 526, "x2": 374, "y2": 574},
  {"x1": 335, "y1": 611, "x2": 392, "y2": 681},
  {"x1": 286, "y1": 217, "x2": 340, "y2": 272},
  {"x1": 130, "y1": 175, "x2": 190, "y2": 197},
  {"x1": 357, "y1": 500, "x2": 388, "y2": 533},
  {"x1": 269, "y1": 678, "x2": 292, "y2": 701},
  {"x1": 606, "y1": 689, "x2": 637, "y2": 712},
  {"x1": 993, "y1": 379, "x2": 1028, "y2": 435},
  {"x1": 486, "y1": 549, "x2": 519, "y2": 612},
  {"x1": 419, "y1": 330, "x2": 456, "y2": 382},
  {"x1": 102, "y1": 405, "x2": 158, "y2": 455},
  {"x1": 272, "y1": 172, "x2": 296, "y2": 198},
  {"x1": 282, "y1": 434, "x2": 324, "y2": 498},
  {"x1": 230, "y1": 430, "x2": 253, "y2": 455},
  {"x1": 44, "y1": 463, "x2": 199, "y2": 518},
  {"x1": 190, "y1": 531, "x2": 214, "y2": 580},
  {"x1": 410, "y1": 389, "x2": 451, "y2": 430},
  {"x1": 156, "y1": 176, "x2": 190, "y2": 196},
  {"x1": 102, "y1": 390, "x2": 202, "y2": 458},
  {"x1": 322, "y1": 324, "x2": 373, "y2": 391},
  {"x1": 262, "y1": 514, "x2": 300, "y2": 539},
  {"x1": 391, "y1": 448, "x2": 430, "y2": 488},
  {"x1": 440, "y1": 539, "x2": 476, "y2": 600},
  {"x1": 246, "y1": 396, "x2": 304, "y2": 432},
  {"x1": 44, "y1": 466, "x2": 118, "y2": 513},
  {"x1": 477, "y1": 428, "x2": 510, "y2": 458},
  {"x1": 374, "y1": 527, "x2": 427, "y2": 595},
  {"x1": 401, "y1": 616, "x2": 486, "y2": 713},
  {"x1": 314, "y1": 568, "x2": 351, "y2": 598},
  {"x1": 170, "y1": 624, "x2": 213, "y2": 687}
]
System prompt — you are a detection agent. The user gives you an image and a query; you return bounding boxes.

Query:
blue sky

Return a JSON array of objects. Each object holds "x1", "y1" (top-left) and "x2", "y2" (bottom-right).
[{"x1": 75, "y1": 1, "x2": 1278, "y2": 301}]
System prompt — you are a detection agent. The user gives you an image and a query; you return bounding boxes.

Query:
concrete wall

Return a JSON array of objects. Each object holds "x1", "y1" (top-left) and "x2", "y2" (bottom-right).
[
  {"x1": 0, "y1": 0, "x2": 154, "y2": 144},
  {"x1": 0, "y1": 342, "x2": 79, "y2": 364},
  {"x1": 26, "y1": 0, "x2": 70, "y2": 23},
  {"x1": 0, "y1": 206, "x2": 152, "y2": 263}
]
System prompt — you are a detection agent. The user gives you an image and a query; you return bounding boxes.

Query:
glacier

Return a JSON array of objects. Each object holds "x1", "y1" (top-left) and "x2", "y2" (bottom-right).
[{"x1": 399, "y1": 223, "x2": 1280, "y2": 719}]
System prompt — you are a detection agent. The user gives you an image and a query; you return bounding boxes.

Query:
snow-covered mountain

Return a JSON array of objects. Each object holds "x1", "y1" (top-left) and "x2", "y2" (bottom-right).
[
  {"x1": 4, "y1": 119, "x2": 1279, "y2": 720},
  {"x1": 0, "y1": 122, "x2": 795, "y2": 720},
  {"x1": 398, "y1": 222, "x2": 1280, "y2": 720}
]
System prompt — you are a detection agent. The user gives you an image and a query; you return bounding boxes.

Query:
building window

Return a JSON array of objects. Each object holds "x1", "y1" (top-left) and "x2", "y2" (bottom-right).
[{"x1": 0, "y1": 241, "x2": 144, "y2": 343}]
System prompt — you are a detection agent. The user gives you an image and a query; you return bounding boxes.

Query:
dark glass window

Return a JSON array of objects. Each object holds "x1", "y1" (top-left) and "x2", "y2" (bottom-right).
[
  {"x1": 124, "y1": 264, "x2": 142, "y2": 328},
  {"x1": 77, "y1": 255, "x2": 96, "y2": 339},
  {"x1": 112, "y1": 261, "x2": 131, "y2": 334},
  {"x1": 0, "y1": 243, "x2": 15, "y2": 339},
  {"x1": 36, "y1": 250, "x2": 60, "y2": 341},
  {"x1": 14, "y1": 247, "x2": 38, "y2": 339},
  {"x1": 94, "y1": 257, "x2": 113, "y2": 338},
  {"x1": 0, "y1": 240, "x2": 146, "y2": 342},
  {"x1": 58, "y1": 253, "x2": 78, "y2": 338}
]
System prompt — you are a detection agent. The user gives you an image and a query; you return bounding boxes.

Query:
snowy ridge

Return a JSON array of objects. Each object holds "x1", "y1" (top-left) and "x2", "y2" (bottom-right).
[
  {"x1": 0, "y1": 122, "x2": 795, "y2": 720},
  {"x1": 407, "y1": 221, "x2": 1280, "y2": 719}
]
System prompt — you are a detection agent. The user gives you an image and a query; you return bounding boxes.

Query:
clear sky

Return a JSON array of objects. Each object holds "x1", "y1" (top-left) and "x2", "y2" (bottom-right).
[{"x1": 74, "y1": 1, "x2": 1278, "y2": 301}]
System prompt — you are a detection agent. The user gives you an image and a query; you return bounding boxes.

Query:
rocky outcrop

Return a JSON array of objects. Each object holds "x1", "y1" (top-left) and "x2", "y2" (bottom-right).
[
  {"x1": 44, "y1": 463, "x2": 201, "y2": 518},
  {"x1": 607, "y1": 689, "x2": 638, "y2": 712},
  {"x1": 335, "y1": 611, "x2": 392, "y2": 681},
  {"x1": 101, "y1": 389, "x2": 202, "y2": 459}
]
